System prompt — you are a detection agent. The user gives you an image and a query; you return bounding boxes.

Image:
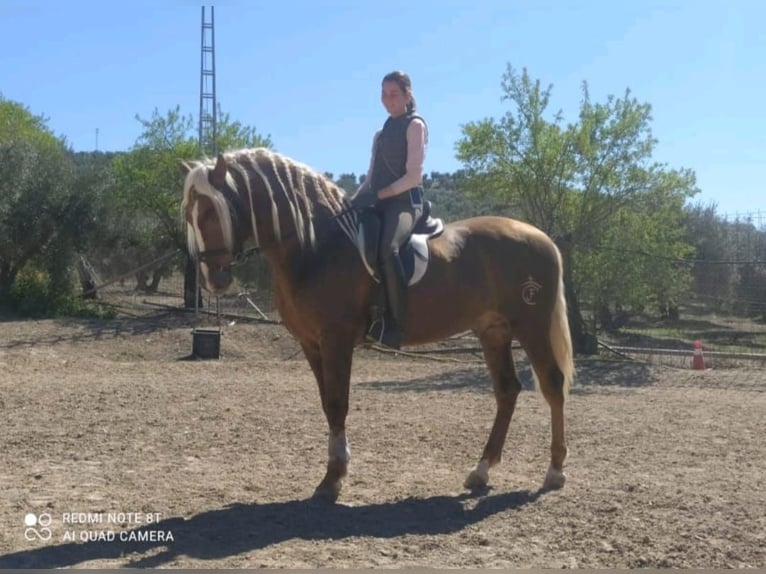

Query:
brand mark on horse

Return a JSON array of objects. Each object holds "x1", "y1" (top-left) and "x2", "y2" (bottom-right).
[{"x1": 522, "y1": 277, "x2": 542, "y2": 305}]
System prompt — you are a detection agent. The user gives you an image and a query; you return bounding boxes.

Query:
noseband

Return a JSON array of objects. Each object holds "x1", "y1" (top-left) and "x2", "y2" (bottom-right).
[
  {"x1": 195, "y1": 245, "x2": 254, "y2": 289},
  {"x1": 193, "y1": 182, "x2": 257, "y2": 267},
  {"x1": 196, "y1": 245, "x2": 259, "y2": 267}
]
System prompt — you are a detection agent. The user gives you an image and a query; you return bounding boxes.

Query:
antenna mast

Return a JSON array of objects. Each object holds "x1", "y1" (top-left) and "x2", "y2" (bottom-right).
[
  {"x1": 187, "y1": 6, "x2": 218, "y2": 311},
  {"x1": 199, "y1": 6, "x2": 217, "y2": 156}
]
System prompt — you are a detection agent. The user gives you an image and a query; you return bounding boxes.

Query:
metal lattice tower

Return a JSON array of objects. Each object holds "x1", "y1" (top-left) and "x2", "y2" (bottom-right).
[
  {"x1": 199, "y1": 6, "x2": 217, "y2": 156},
  {"x1": 187, "y1": 5, "x2": 218, "y2": 314}
]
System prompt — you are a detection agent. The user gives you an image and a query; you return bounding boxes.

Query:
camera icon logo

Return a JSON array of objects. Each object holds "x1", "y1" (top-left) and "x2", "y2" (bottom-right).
[{"x1": 24, "y1": 512, "x2": 52, "y2": 542}]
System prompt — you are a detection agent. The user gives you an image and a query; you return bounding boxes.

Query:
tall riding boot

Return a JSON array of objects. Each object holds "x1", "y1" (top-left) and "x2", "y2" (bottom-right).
[{"x1": 379, "y1": 250, "x2": 408, "y2": 349}]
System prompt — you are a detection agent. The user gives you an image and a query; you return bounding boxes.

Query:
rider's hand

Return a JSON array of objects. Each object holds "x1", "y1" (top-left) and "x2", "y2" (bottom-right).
[{"x1": 350, "y1": 191, "x2": 378, "y2": 210}]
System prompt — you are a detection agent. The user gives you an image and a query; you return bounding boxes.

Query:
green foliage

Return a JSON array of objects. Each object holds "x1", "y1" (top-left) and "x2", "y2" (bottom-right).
[
  {"x1": 0, "y1": 94, "x2": 272, "y2": 313},
  {"x1": 684, "y1": 202, "x2": 766, "y2": 317},
  {"x1": 6, "y1": 266, "x2": 49, "y2": 315},
  {"x1": 334, "y1": 173, "x2": 360, "y2": 195},
  {"x1": 577, "y1": 204, "x2": 694, "y2": 328},
  {"x1": 424, "y1": 170, "x2": 500, "y2": 222},
  {"x1": 109, "y1": 105, "x2": 272, "y2": 291},
  {"x1": 0, "y1": 95, "x2": 99, "y2": 307},
  {"x1": 215, "y1": 107, "x2": 273, "y2": 151},
  {"x1": 455, "y1": 65, "x2": 699, "y2": 342},
  {"x1": 113, "y1": 106, "x2": 198, "y2": 248},
  {"x1": 456, "y1": 67, "x2": 578, "y2": 235},
  {"x1": 7, "y1": 265, "x2": 115, "y2": 319},
  {"x1": 332, "y1": 170, "x2": 490, "y2": 223},
  {"x1": 69, "y1": 151, "x2": 131, "y2": 278}
]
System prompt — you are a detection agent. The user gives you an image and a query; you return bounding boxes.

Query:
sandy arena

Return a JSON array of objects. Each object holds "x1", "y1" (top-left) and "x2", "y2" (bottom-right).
[{"x1": 0, "y1": 315, "x2": 763, "y2": 568}]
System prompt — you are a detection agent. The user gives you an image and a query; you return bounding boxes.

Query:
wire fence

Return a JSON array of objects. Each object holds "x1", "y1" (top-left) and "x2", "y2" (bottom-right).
[
  {"x1": 81, "y1": 211, "x2": 765, "y2": 365},
  {"x1": 83, "y1": 250, "x2": 280, "y2": 325},
  {"x1": 602, "y1": 210, "x2": 765, "y2": 365}
]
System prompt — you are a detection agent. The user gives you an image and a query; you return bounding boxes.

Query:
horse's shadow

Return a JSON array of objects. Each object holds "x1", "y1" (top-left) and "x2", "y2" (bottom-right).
[
  {"x1": 359, "y1": 364, "x2": 537, "y2": 394},
  {"x1": 0, "y1": 489, "x2": 544, "y2": 568}
]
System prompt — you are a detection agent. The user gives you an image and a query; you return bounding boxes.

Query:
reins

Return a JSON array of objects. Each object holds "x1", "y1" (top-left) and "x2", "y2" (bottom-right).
[{"x1": 331, "y1": 202, "x2": 359, "y2": 221}]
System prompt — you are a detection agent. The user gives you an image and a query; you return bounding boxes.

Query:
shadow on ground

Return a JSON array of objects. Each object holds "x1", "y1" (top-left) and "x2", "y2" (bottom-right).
[
  {"x1": 0, "y1": 489, "x2": 544, "y2": 568},
  {"x1": 0, "y1": 313, "x2": 195, "y2": 351},
  {"x1": 358, "y1": 360, "x2": 657, "y2": 395}
]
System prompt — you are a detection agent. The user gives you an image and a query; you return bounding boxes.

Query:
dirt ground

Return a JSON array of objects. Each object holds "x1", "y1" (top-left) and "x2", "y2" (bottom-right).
[{"x1": 0, "y1": 313, "x2": 764, "y2": 569}]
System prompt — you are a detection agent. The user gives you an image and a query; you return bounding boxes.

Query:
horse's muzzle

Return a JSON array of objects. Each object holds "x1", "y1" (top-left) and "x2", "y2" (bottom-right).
[{"x1": 203, "y1": 265, "x2": 233, "y2": 294}]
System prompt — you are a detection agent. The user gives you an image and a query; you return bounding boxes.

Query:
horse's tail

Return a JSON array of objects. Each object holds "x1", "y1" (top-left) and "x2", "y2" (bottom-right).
[{"x1": 550, "y1": 249, "x2": 575, "y2": 395}]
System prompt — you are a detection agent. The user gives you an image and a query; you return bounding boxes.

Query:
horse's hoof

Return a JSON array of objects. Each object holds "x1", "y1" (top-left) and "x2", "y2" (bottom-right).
[
  {"x1": 464, "y1": 461, "x2": 490, "y2": 489},
  {"x1": 313, "y1": 480, "x2": 342, "y2": 502},
  {"x1": 464, "y1": 471, "x2": 488, "y2": 489},
  {"x1": 542, "y1": 464, "x2": 566, "y2": 490}
]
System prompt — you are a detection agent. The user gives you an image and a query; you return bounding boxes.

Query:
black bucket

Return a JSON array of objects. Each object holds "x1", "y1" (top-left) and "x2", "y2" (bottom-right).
[{"x1": 192, "y1": 327, "x2": 221, "y2": 359}]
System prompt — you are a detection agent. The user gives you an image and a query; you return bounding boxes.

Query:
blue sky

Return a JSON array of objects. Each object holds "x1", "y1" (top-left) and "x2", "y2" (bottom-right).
[{"x1": 2, "y1": 0, "x2": 764, "y2": 216}]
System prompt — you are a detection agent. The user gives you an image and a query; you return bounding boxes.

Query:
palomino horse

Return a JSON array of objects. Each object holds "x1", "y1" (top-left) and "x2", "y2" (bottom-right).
[{"x1": 180, "y1": 148, "x2": 574, "y2": 501}]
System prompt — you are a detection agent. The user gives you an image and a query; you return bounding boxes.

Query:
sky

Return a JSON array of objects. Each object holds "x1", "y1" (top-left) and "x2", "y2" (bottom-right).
[{"x1": 2, "y1": 0, "x2": 764, "y2": 216}]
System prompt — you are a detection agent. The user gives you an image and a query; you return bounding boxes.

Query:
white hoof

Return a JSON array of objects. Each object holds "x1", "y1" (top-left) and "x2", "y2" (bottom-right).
[
  {"x1": 464, "y1": 460, "x2": 490, "y2": 489},
  {"x1": 543, "y1": 464, "x2": 566, "y2": 490}
]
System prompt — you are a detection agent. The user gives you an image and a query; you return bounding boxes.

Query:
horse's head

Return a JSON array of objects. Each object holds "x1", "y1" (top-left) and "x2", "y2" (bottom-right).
[
  {"x1": 180, "y1": 154, "x2": 243, "y2": 295},
  {"x1": 181, "y1": 147, "x2": 355, "y2": 293}
]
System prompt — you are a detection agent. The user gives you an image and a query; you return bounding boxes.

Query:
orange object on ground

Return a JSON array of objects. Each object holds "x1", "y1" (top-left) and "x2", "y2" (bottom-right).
[{"x1": 692, "y1": 340, "x2": 705, "y2": 370}]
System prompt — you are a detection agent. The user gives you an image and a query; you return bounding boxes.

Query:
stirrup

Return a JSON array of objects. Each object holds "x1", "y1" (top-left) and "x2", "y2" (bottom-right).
[
  {"x1": 366, "y1": 315, "x2": 385, "y2": 344},
  {"x1": 365, "y1": 315, "x2": 402, "y2": 350}
]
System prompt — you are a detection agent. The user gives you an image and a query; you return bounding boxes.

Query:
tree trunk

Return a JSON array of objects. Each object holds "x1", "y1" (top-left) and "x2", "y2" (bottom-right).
[
  {"x1": 75, "y1": 256, "x2": 99, "y2": 300},
  {"x1": 0, "y1": 262, "x2": 16, "y2": 302},
  {"x1": 147, "y1": 268, "x2": 163, "y2": 294},
  {"x1": 598, "y1": 303, "x2": 614, "y2": 331},
  {"x1": 135, "y1": 270, "x2": 149, "y2": 292},
  {"x1": 556, "y1": 236, "x2": 597, "y2": 355}
]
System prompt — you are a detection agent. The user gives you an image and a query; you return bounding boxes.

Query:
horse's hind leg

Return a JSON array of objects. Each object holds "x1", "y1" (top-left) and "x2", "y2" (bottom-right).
[
  {"x1": 464, "y1": 322, "x2": 522, "y2": 489},
  {"x1": 518, "y1": 333, "x2": 568, "y2": 490}
]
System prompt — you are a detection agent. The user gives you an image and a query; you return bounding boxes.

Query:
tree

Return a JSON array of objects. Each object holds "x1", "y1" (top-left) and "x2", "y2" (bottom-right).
[
  {"x1": 456, "y1": 65, "x2": 698, "y2": 352},
  {"x1": 111, "y1": 105, "x2": 271, "y2": 304},
  {"x1": 576, "y1": 173, "x2": 696, "y2": 330},
  {"x1": 334, "y1": 173, "x2": 359, "y2": 195},
  {"x1": 683, "y1": 202, "x2": 766, "y2": 317},
  {"x1": 422, "y1": 170, "x2": 501, "y2": 222},
  {"x1": 68, "y1": 151, "x2": 122, "y2": 297},
  {"x1": 0, "y1": 96, "x2": 97, "y2": 307}
]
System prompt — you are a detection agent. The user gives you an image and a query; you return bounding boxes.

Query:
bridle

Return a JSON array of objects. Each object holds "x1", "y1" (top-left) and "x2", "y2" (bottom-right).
[
  {"x1": 196, "y1": 245, "x2": 259, "y2": 267},
  {"x1": 194, "y1": 196, "x2": 359, "y2": 267},
  {"x1": 192, "y1": 182, "x2": 257, "y2": 268}
]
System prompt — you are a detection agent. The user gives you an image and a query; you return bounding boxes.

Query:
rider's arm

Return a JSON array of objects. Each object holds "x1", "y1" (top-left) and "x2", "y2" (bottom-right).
[{"x1": 377, "y1": 118, "x2": 428, "y2": 200}]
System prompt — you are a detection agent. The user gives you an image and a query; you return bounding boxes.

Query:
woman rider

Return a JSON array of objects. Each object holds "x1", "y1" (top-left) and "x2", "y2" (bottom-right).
[{"x1": 351, "y1": 71, "x2": 428, "y2": 349}]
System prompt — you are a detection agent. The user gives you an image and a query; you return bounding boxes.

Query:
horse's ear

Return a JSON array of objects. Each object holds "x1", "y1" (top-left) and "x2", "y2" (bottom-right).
[
  {"x1": 178, "y1": 160, "x2": 193, "y2": 178},
  {"x1": 210, "y1": 153, "x2": 228, "y2": 188}
]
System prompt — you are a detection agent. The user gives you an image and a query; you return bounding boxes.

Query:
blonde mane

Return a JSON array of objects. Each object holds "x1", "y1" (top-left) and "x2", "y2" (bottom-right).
[{"x1": 182, "y1": 148, "x2": 349, "y2": 254}]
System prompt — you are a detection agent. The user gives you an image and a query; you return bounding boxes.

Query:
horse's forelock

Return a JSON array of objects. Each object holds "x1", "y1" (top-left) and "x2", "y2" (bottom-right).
[{"x1": 182, "y1": 163, "x2": 236, "y2": 255}]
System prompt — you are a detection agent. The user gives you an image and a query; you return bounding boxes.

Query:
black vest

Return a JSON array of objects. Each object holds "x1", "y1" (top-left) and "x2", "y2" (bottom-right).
[{"x1": 370, "y1": 112, "x2": 425, "y2": 192}]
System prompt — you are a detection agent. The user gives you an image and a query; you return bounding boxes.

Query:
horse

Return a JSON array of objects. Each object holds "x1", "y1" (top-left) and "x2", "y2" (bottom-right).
[{"x1": 180, "y1": 148, "x2": 574, "y2": 501}]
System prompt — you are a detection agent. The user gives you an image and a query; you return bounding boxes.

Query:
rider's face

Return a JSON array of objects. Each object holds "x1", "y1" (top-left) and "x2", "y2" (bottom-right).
[{"x1": 381, "y1": 81, "x2": 409, "y2": 117}]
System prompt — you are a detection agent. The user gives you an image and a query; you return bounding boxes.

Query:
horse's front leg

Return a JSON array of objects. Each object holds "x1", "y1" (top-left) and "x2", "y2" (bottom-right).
[{"x1": 309, "y1": 329, "x2": 354, "y2": 502}]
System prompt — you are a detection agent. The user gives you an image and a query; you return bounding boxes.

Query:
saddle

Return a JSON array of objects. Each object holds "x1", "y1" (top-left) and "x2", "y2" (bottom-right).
[{"x1": 356, "y1": 200, "x2": 445, "y2": 286}]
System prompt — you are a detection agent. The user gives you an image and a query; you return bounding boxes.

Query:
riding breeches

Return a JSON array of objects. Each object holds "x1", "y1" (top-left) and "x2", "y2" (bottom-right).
[{"x1": 377, "y1": 188, "x2": 423, "y2": 262}]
